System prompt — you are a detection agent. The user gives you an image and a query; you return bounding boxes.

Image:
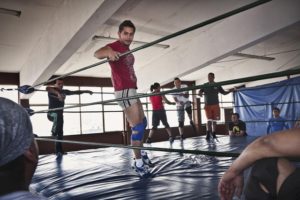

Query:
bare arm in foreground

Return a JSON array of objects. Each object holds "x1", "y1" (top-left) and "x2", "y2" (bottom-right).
[{"x1": 218, "y1": 128, "x2": 300, "y2": 200}]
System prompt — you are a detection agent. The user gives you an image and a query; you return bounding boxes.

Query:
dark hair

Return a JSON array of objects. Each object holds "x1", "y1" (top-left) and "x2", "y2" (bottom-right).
[
  {"x1": 150, "y1": 82, "x2": 160, "y2": 92},
  {"x1": 208, "y1": 72, "x2": 215, "y2": 77},
  {"x1": 56, "y1": 78, "x2": 63, "y2": 82},
  {"x1": 272, "y1": 107, "x2": 280, "y2": 112},
  {"x1": 119, "y1": 20, "x2": 136, "y2": 33},
  {"x1": 232, "y1": 113, "x2": 240, "y2": 119},
  {"x1": 174, "y1": 77, "x2": 181, "y2": 81},
  {"x1": 47, "y1": 77, "x2": 63, "y2": 85}
]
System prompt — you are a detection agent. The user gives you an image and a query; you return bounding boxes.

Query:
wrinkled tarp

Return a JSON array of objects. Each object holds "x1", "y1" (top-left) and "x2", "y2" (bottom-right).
[
  {"x1": 31, "y1": 136, "x2": 257, "y2": 200},
  {"x1": 234, "y1": 76, "x2": 300, "y2": 136}
]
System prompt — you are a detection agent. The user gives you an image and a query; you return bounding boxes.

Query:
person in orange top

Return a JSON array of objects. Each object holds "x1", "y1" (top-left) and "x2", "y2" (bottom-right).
[{"x1": 198, "y1": 72, "x2": 234, "y2": 140}]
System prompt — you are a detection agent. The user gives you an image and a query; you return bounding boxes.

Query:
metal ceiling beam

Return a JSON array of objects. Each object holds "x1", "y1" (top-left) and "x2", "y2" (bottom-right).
[{"x1": 234, "y1": 52, "x2": 275, "y2": 61}]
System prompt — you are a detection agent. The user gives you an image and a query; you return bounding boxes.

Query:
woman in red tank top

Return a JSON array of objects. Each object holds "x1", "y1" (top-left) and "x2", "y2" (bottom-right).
[{"x1": 146, "y1": 83, "x2": 176, "y2": 144}]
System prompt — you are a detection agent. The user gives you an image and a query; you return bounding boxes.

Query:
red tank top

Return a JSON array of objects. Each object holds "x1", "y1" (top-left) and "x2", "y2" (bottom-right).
[
  {"x1": 107, "y1": 40, "x2": 137, "y2": 91},
  {"x1": 150, "y1": 95, "x2": 164, "y2": 110}
]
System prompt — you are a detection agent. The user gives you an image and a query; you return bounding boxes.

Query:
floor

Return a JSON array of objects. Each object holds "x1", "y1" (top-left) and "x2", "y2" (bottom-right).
[{"x1": 31, "y1": 135, "x2": 257, "y2": 200}]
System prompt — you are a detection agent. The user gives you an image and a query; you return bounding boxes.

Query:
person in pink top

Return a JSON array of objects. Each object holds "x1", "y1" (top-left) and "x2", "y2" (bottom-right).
[
  {"x1": 94, "y1": 20, "x2": 152, "y2": 178},
  {"x1": 145, "y1": 82, "x2": 175, "y2": 144}
]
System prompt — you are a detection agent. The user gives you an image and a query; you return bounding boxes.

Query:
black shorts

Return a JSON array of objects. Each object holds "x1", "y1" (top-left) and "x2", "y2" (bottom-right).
[
  {"x1": 245, "y1": 158, "x2": 300, "y2": 200},
  {"x1": 152, "y1": 109, "x2": 170, "y2": 129}
]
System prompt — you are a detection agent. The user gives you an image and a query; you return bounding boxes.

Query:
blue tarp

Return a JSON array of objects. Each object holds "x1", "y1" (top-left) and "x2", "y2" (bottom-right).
[
  {"x1": 31, "y1": 136, "x2": 257, "y2": 200},
  {"x1": 234, "y1": 76, "x2": 300, "y2": 136}
]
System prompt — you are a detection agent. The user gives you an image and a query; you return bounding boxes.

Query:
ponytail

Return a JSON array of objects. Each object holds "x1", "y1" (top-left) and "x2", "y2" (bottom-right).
[{"x1": 150, "y1": 82, "x2": 160, "y2": 92}]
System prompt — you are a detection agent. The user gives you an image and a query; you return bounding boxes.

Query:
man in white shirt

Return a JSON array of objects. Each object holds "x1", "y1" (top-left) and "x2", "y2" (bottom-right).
[{"x1": 172, "y1": 77, "x2": 195, "y2": 140}]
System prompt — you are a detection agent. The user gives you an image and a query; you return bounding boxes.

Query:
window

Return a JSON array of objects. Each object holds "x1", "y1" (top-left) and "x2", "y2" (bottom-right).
[
  {"x1": 29, "y1": 106, "x2": 51, "y2": 137},
  {"x1": 30, "y1": 87, "x2": 51, "y2": 137},
  {"x1": 0, "y1": 84, "x2": 18, "y2": 103},
  {"x1": 80, "y1": 87, "x2": 103, "y2": 134},
  {"x1": 103, "y1": 104, "x2": 124, "y2": 131},
  {"x1": 101, "y1": 87, "x2": 124, "y2": 132},
  {"x1": 30, "y1": 86, "x2": 125, "y2": 136}
]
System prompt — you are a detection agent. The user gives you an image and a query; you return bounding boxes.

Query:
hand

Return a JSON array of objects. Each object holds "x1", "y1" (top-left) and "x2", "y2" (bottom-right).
[
  {"x1": 86, "y1": 90, "x2": 93, "y2": 95},
  {"x1": 229, "y1": 88, "x2": 236, "y2": 93},
  {"x1": 218, "y1": 170, "x2": 244, "y2": 200},
  {"x1": 233, "y1": 131, "x2": 240, "y2": 137},
  {"x1": 198, "y1": 91, "x2": 203, "y2": 97},
  {"x1": 107, "y1": 50, "x2": 120, "y2": 61}
]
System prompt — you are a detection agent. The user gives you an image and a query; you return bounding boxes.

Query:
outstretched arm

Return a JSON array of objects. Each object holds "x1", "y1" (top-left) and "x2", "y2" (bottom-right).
[
  {"x1": 80, "y1": 90, "x2": 93, "y2": 95},
  {"x1": 94, "y1": 46, "x2": 120, "y2": 61},
  {"x1": 198, "y1": 89, "x2": 204, "y2": 97},
  {"x1": 67, "y1": 90, "x2": 93, "y2": 95},
  {"x1": 218, "y1": 86, "x2": 235, "y2": 95},
  {"x1": 218, "y1": 128, "x2": 300, "y2": 200},
  {"x1": 162, "y1": 95, "x2": 175, "y2": 105}
]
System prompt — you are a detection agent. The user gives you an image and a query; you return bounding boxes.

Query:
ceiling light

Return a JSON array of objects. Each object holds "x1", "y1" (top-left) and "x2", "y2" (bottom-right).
[
  {"x1": 0, "y1": 7, "x2": 21, "y2": 17},
  {"x1": 234, "y1": 52, "x2": 275, "y2": 61}
]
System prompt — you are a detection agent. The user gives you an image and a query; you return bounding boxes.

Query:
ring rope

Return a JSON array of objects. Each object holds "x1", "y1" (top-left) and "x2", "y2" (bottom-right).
[
  {"x1": 231, "y1": 82, "x2": 300, "y2": 92},
  {"x1": 12, "y1": 0, "x2": 270, "y2": 93},
  {"x1": 31, "y1": 69, "x2": 300, "y2": 115},
  {"x1": 35, "y1": 137, "x2": 300, "y2": 162},
  {"x1": 233, "y1": 100, "x2": 300, "y2": 108},
  {"x1": 226, "y1": 119, "x2": 299, "y2": 123},
  {"x1": 35, "y1": 137, "x2": 240, "y2": 157}
]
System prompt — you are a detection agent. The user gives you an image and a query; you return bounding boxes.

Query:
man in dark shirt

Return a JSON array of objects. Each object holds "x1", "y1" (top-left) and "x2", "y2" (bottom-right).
[
  {"x1": 47, "y1": 79, "x2": 92, "y2": 156},
  {"x1": 198, "y1": 72, "x2": 234, "y2": 140},
  {"x1": 228, "y1": 113, "x2": 247, "y2": 136}
]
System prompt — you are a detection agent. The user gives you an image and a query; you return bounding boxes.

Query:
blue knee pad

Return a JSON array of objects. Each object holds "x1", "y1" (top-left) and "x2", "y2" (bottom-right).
[{"x1": 131, "y1": 122, "x2": 145, "y2": 141}]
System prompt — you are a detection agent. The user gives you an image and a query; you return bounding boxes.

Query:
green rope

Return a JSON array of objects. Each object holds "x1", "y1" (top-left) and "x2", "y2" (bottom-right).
[
  {"x1": 32, "y1": 68, "x2": 300, "y2": 114},
  {"x1": 35, "y1": 137, "x2": 240, "y2": 157}
]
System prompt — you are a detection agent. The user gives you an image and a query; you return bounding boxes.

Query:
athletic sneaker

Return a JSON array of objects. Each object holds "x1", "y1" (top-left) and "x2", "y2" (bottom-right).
[
  {"x1": 132, "y1": 162, "x2": 151, "y2": 178},
  {"x1": 145, "y1": 137, "x2": 152, "y2": 144},
  {"x1": 142, "y1": 152, "x2": 155, "y2": 167},
  {"x1": 169, "y1": 136, "x2": 174, "y2": 143}
]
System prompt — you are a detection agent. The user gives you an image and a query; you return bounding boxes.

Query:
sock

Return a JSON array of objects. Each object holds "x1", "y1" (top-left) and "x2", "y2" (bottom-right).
[
  {"x1": 141, "y1": 150, "x2": 146, "y2": 156},
  {"x1": 136, "y1": 158, "x2": 143, "y2": 167}
]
